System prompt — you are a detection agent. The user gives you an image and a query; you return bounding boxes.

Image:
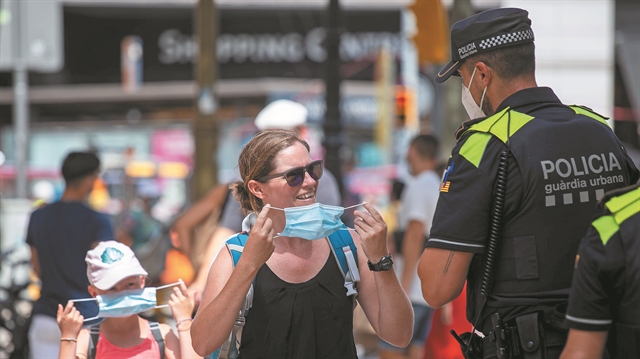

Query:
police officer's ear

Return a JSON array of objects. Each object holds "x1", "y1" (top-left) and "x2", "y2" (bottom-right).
[{"x1": 475, "y1": 62, "x2": 492, "y2": 88}]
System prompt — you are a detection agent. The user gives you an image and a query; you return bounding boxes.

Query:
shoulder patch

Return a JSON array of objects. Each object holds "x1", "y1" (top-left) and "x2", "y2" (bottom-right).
[
  {"x1": 440, "y1": 162, "x2": 454, "y2": 192},
  {"x1": 570, "y1": 105, "x2": 610, "y2": 127},
  {"x1": 460, "y1": 132, "x2": 492, "y2": 168},
  {"x1": 605, "y1": 186, "x2": 640, "y2": 226},
  {"x1": 466, "y1": 108, "x2": 534, "y2": 143},
  {"x1": 592, "y1": 215, "x2": 619, "y2": 246}
]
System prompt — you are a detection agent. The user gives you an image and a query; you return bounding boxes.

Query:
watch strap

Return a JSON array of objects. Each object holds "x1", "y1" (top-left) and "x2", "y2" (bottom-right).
[{"x1": 367, "y1": 254, "x2": 393, "y2": 271}]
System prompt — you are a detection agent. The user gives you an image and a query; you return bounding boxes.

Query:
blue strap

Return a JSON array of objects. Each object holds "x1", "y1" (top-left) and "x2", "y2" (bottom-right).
[
  {"x1": 327, "y1": 227, "x2": 358, "y2": 275},
  {"x1": 225, "y1": 232, "x2": 250, "y2": 268}
]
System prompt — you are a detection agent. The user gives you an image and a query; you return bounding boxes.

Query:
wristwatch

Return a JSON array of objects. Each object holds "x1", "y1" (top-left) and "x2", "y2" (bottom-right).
[{"x1": 367, "y1": 254, "x2": 394, "y2": 272}]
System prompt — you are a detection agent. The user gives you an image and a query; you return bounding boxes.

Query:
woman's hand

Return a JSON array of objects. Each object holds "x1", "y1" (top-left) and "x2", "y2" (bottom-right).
[
  {"x1": 353, "y1": 203, "x2": 389, "y2": 262},
  {"x1": 239, "y1": 205, "x2": 275, "y2": 271},
  {"x1": 168, "y1": 280, "x2": 195, "y2": 323},
  {"x1": 56, "y1": 301, "x2": 84, "y2": 339}
]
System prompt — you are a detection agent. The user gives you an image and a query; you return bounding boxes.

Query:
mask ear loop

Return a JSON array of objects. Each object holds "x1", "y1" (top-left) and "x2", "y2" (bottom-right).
[
  {"x1": 264, "y1": 206, "x2": 286, "y2": 238},
  {"x1": 70, "y1": 297, "x2": 102, "y2": 322},
  {"x1": 479, "y1": 86, "x2": 487, "y2": 111},
  {"x1": 339, "y1": 202, "x2": 368, "y2": 232},
  {"x1": 153, "y1": 280, "x2": 183, "y2": 309}
]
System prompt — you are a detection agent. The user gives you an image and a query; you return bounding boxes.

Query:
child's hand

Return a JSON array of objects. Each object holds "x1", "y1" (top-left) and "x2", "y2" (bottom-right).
[
  {"x1": 56, "y1": 301, "x2": 84, "y2": 339},
  {"x1": 168, "y1": 280, "x2": 195, "y2": 323}
]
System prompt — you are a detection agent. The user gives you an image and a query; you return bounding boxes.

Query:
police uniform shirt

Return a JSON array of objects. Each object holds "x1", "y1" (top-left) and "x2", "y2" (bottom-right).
[
  {"x1": 565, "y1": 185, "x2": 640, "y2": 357},
  {"x1": 426, "y1": 87, "x2": 640, "y2": 323}
]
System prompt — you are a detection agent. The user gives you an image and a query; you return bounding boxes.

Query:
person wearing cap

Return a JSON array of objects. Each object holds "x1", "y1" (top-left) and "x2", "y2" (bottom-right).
[
  {"x1": 27, "y1": 151, "x2": 115, "y2": 358},
  {"x1": 416, "y1": 7, "x2": 639, "y2": 359},
  {"x1": 184, "y1": 99, "x2": 342, "y2": 301},
  {"x1": 56, "y1": 241, "x2": 202, "y2": 359},
  {"x1": 560, "y1": 184, "x2": 640, "y2": 359}
]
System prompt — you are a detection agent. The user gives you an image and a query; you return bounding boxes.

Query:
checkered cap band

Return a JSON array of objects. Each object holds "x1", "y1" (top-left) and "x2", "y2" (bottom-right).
[{"x1": 478, "y1": 29, "x2": 534, "y2": 50}]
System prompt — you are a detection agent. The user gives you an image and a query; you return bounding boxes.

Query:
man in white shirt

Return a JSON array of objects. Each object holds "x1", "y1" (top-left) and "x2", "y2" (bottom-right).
[{"x1": 380, "y1": 134, "x2": 442, "y2": 359}]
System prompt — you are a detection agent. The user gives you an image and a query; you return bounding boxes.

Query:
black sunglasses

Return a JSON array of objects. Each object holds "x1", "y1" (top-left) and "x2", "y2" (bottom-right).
[{"x1": 257, "y1": 160, "x2": 324, "y2": 187}]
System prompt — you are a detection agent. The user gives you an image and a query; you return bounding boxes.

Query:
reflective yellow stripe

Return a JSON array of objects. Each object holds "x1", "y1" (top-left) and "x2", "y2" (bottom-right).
[
  {"x1": 605, "y1": 187, "x2": 640, "y2": 226},
  {"x1": 592, "y1": 215, "x2": 619, "y2": 246},
  {"x1": 467, "y1": 108, "x2": 534, "y2": 143},
  {"x1": 465, "y1": 108, "x2": 510, "y2": 137},
  {"x1": 613, "y1": 198, "x2": 640, "y2": 225},
  {"x1": 459, "y1": 132, "x2": 492, "y2": 168},
  {"x1": 605, "y1": 186, "x2": 640, "y2": 214},
  {"x1": 570, "y1": 106, "x2": 611, "y2": 128}
]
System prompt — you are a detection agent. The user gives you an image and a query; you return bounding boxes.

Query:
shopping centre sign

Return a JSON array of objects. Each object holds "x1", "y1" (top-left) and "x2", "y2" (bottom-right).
[
  {"x1": 26, "y1": 6, "x2": 401, "y2": 85},
  {"x1": 158, "y1": 27, "x2": 401, "y2": 66}
]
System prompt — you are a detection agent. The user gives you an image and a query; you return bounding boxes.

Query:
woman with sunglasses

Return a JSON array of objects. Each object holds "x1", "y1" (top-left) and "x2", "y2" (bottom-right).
[{"x1": 191, "y1": 130, "x2": 414, "y2": 358}]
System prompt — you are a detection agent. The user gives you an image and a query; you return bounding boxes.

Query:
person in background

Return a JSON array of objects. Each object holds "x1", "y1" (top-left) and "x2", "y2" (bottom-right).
[
  {"x1": 187, "y1": 100, "x2": 342, "y2": 301},
  {"x1": 379, "y1": 135, "x2": 441, "y2": 359},
  {"x1": 27, "y1": 151, "x2": 115, "y2": 358},
  {"x1": 117, "y1": 180, "x2": 164, "y2": 252},
  {"x1": 56, "y1": 241, "x2": 201, "y2": 359},
  {"x1": 170, "y1": 184, "x2": 229, "y2": 265},
  {"x1": 560, "y1": 184, "x2": 640, "y2": 359},
  {"x1": 171, "y1": 184, "x2": 230, "y2": 304}
]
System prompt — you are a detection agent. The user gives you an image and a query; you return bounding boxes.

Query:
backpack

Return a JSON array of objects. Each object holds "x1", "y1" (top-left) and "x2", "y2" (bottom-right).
[
  {"x1": 211, "y1": 227, "x2": 360, "y2": 359},
  {"x1": 88, "y1": 321, "x2": 165, "y2": 359}
]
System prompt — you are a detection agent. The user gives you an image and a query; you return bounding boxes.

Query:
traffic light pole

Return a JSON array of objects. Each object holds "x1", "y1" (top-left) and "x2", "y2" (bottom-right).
[
  {"x1": 192, "y1": 0, "x2": 218, "y2": 201},
  {"x1": 12, "y1": 0, "x2": 29, "y2": 198},
  {"x1": 323, "y1": 0, "x2": 344, "y2": 198}
]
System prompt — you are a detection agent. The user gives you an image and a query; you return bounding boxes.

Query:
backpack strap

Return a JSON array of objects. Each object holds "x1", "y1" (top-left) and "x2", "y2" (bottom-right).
[
  {"x1": 88, "y1": 325, "x2": 100, "y2": 359},
  {"x1": 217, "y1": 232, "x2": 252, "y2": 359},
  {"x1": 327, "y1": 227, "x2": 360, "y2": 297},
  {"x1": 149, "y1": 321, "x2": 165, "y2": 359},
  {"x1": 225, "y1": 232, "x2": 250, "y2": 267}
]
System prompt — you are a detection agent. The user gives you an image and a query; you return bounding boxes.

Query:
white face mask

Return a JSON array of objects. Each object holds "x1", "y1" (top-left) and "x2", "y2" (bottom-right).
[{"x1": 461, "y1": 66, "x2": 487, "y2": 119}]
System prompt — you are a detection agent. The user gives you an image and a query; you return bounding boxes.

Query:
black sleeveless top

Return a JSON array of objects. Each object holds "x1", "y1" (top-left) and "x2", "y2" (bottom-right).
[{"x1": 238, "y1": 253, "x2": 358, "y2": 359}]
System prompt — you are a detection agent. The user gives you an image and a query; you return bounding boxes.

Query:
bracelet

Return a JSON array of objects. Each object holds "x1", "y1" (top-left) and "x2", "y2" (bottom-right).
[
  {"x1": 60, "y1": 338, "x2": 77, "y2": 342},
  {"x1": 176, "y1": 318, "x2": 193, "y2": 331}
]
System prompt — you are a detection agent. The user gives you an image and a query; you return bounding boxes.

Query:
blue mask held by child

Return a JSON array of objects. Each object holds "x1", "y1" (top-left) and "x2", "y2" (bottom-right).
[{"x1": 71, "y1": 281, "x2": 181, "y2": 322}]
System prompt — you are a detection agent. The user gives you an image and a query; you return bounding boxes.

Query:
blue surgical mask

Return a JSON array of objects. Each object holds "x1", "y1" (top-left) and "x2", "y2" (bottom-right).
[
  {"x1": 71, "y1": 281, "x2": 180, "y2": 321},
  {"x1": 270, "y1": 203, "x2": 362, "y2": 240}
]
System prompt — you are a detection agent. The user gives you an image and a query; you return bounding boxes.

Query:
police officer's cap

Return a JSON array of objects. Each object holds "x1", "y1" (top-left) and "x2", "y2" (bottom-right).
[{"x1": 435, "y1": 8, "x2": 534, "y2": 84}]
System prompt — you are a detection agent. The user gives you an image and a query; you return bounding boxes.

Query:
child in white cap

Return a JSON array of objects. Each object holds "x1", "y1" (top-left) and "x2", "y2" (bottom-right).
[{"x1": 56, "y1": 241, "x2": 201, "y2": 359}]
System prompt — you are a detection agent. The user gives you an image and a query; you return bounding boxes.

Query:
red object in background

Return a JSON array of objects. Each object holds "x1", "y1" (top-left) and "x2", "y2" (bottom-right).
[{"x1": 423, "y1": 285, "x2": 470, "y2": 359}]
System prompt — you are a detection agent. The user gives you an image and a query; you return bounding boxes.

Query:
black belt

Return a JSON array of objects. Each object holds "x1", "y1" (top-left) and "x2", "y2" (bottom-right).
[{"x1": 480, "y1": 312, "x2": 567, "y2": 359}]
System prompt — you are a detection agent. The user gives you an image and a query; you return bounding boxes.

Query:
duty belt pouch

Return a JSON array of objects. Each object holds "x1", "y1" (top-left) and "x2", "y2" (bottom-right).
[{"x1": 515, "y1": 313, "x2": 542, "y2": 359}]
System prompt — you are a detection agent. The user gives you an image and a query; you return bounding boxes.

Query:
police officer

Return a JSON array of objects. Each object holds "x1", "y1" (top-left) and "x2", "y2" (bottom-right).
[
  {"x1": 416, "y1": 7, "x2": 639, "y2": 359},
  {"x1": 560, "y1": 184, "x2": 640, "y2": 359}
]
